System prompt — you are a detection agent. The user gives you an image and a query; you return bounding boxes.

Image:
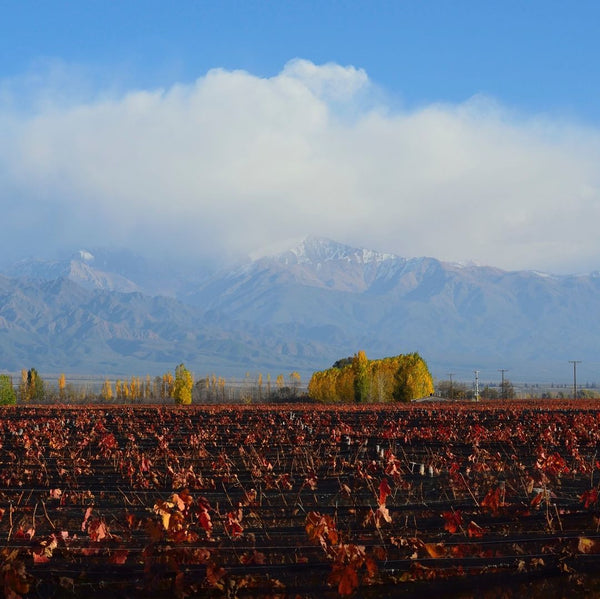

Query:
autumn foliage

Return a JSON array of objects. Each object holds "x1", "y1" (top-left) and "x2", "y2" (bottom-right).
[
  {"x1": 308, "y1": 350, "x2": 434, "y2": 402},
  {"x1": 0, "y1": 400, "x2": 599, "y2": 596}
]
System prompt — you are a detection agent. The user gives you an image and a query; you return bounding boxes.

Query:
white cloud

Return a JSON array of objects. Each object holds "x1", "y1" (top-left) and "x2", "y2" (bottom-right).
[
  {"x1": 1, "y1": 59, "x2": 600, "y2": 273},
  {"x1": 281, "y1": 58, "x2": 369, "y2": 101}
]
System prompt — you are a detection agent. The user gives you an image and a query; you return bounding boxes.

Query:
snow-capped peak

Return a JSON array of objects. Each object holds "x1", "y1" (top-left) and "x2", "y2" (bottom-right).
[
  {"x1": 75, "y1": 250, "x2": 95, "y2": 263},
  {"x1": 283, "y1": 236, "x2": 397, "y2": 266}
]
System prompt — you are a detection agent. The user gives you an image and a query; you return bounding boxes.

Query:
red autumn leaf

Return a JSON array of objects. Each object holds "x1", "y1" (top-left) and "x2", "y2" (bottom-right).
[
  {"x1": 306, "y1": 512, "x2": 338, "y2": 547},
  {"x1": 372, "y1": 546, "x2": 387, "y2": 561},
  {"x1": 140, "y1": 455, "x2": 151, "y2": 472},
  {"x1": 198, "y1": 508, "x2": 213, "y2": 537},
  {"x1": 225, "y1": 510, "x2": 244, "y2": 538},
  {"x1": 442, "y1": 510, "x2": 463, "y2": 534},
  {"x1": 365, "y1": 556, "x2": 378, "y2": 579},
  {"x1": 333, "y1": 565, "x2": 359, "y2": 596},
  {"x1": 531, "y1": 491, "x2": 545, "y2": 507},
  {"x1": 125, "y1": 513, "x2": 137, "y2": 530},
  {"x1": 108, "y1": 549, "x2": 129, "y2": 565},
  {"x1": 32, "y1": 550, "x2": 49, "y2": 564},
  {"x1": 481, "y1": 487, "x2": 503, "y2": 514},
  {"x1": 378, "y1": 478, "x2": 391, "y2": 506},
  {"x1": 87, "y1": 519, "x2": 107, "y2": 542},
  {"x1": 99, "y1": 433, "x2": 118, "y2": 451},
  {"x1": 581, "y1": 488, "x2": 599, "y2": 509},
  {"x1": 467, "y1": 520, "x2": 485, "y2": 538}
]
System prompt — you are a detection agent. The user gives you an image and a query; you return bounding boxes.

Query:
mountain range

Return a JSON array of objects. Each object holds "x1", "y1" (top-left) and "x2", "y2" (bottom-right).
[{"x1": 1, "y1": 237, "x2": 599, "y2": 383}]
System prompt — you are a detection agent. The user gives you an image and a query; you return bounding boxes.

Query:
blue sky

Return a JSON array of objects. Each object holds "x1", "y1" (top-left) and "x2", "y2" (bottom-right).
[
  {"x1": 3, "y1": 1, "x2": 597, "y2": 120},
  {"x1": 2, "y1": 1, "x2": 600, "y2": 272}
]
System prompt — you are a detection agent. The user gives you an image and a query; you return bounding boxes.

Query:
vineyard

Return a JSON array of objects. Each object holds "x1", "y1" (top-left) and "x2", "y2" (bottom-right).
[{"x1": 2, "y1": 401, "x2": 600, "y2": 597}]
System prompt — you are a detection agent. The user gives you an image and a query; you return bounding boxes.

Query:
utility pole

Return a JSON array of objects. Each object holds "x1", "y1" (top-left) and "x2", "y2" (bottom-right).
[
  {"x1": 498, "y1": 369, "x2": 508, "y2": 400},
  {"x1": 474, "y1": 370, "x2": 479, "y2": 402},
  {"x1": 447, "y1": 373, "x2": 455, "y2": 399},
  {"x1": 569, "y1": 360, "x2": 581, "y2": 399}
]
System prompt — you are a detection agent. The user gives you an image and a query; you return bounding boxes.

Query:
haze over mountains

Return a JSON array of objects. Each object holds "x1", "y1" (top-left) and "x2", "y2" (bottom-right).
[{"x1": 1, "y1": 237, "x2": 598, "y2": 383}]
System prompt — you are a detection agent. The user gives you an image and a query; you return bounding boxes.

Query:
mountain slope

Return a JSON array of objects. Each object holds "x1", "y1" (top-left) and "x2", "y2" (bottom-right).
[
  {"x1": 1, "y1": 237, "x2": 599, "y2": 380},
  {"x1": 184, "y1": 237, "x2": 600, "y2": 378},
  {"x1": 0, "y1": 276, "x2": 316, "y2": 376}
]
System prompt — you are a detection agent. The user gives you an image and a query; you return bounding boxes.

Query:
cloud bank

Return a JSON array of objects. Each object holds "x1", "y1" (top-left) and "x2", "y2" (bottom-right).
[{"x1": 1, "y1": 58, "x2": 599, "y2": 273}]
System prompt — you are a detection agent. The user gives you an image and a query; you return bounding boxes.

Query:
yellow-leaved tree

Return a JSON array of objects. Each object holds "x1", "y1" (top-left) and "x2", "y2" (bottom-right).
[
  {"x1": 173, "y1": 363, "x2": 193, "y2": 405},
  {"x1": 392, "y1": 353, "x2": 435, "y2": 402},
  {"x1": 101, "y1": 379, "x2": 113, "y2": 401},
  {"x1": 58, "y1": 374, "x2": 66, "y2": 401},
  {"x1": 308, "y1": 351, "x2": 433, "y2": 403}
]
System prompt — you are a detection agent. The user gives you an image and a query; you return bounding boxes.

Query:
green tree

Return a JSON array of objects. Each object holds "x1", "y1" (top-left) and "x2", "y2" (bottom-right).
[
  {"x1": 173, "y1": 363, "x2": 193, "y2": 405},
  {"x1": 480, "y1": 386, "x2": 499, "y2": 399},
  {"x1": 0, "y1": 375, "x2": 16, "y2": 405}
]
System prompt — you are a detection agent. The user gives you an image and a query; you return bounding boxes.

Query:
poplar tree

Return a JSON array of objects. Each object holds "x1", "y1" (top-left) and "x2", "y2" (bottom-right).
[
  {"x1": 173, "y1": 363, "x2": 193, "y2": 405},
  {"x1": 58, "y1": 374, "x2": 66, "y2": 401}
]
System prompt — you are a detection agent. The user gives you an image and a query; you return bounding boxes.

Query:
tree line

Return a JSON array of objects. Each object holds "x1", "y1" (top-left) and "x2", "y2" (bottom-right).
[
  {"x1": 0, "y1": 366, "x2": 306, "y2": 405},
  {"x1": 0, "y1": 352, "x2": 438, "y2": 405}
]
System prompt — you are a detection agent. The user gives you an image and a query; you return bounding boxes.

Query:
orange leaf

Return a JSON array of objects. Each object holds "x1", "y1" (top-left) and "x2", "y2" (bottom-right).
[
  {"x1": 424, "y1": 543, "x2": 445, "y2": 558},
  {"x1": 481, "y1": 487, "x2": 503, "y2": 514}
]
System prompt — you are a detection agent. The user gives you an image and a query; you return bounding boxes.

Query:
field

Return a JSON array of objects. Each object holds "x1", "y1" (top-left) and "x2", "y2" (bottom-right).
[{"x1": 2, "y1": 401, "x2": 600, "y2": 598}]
